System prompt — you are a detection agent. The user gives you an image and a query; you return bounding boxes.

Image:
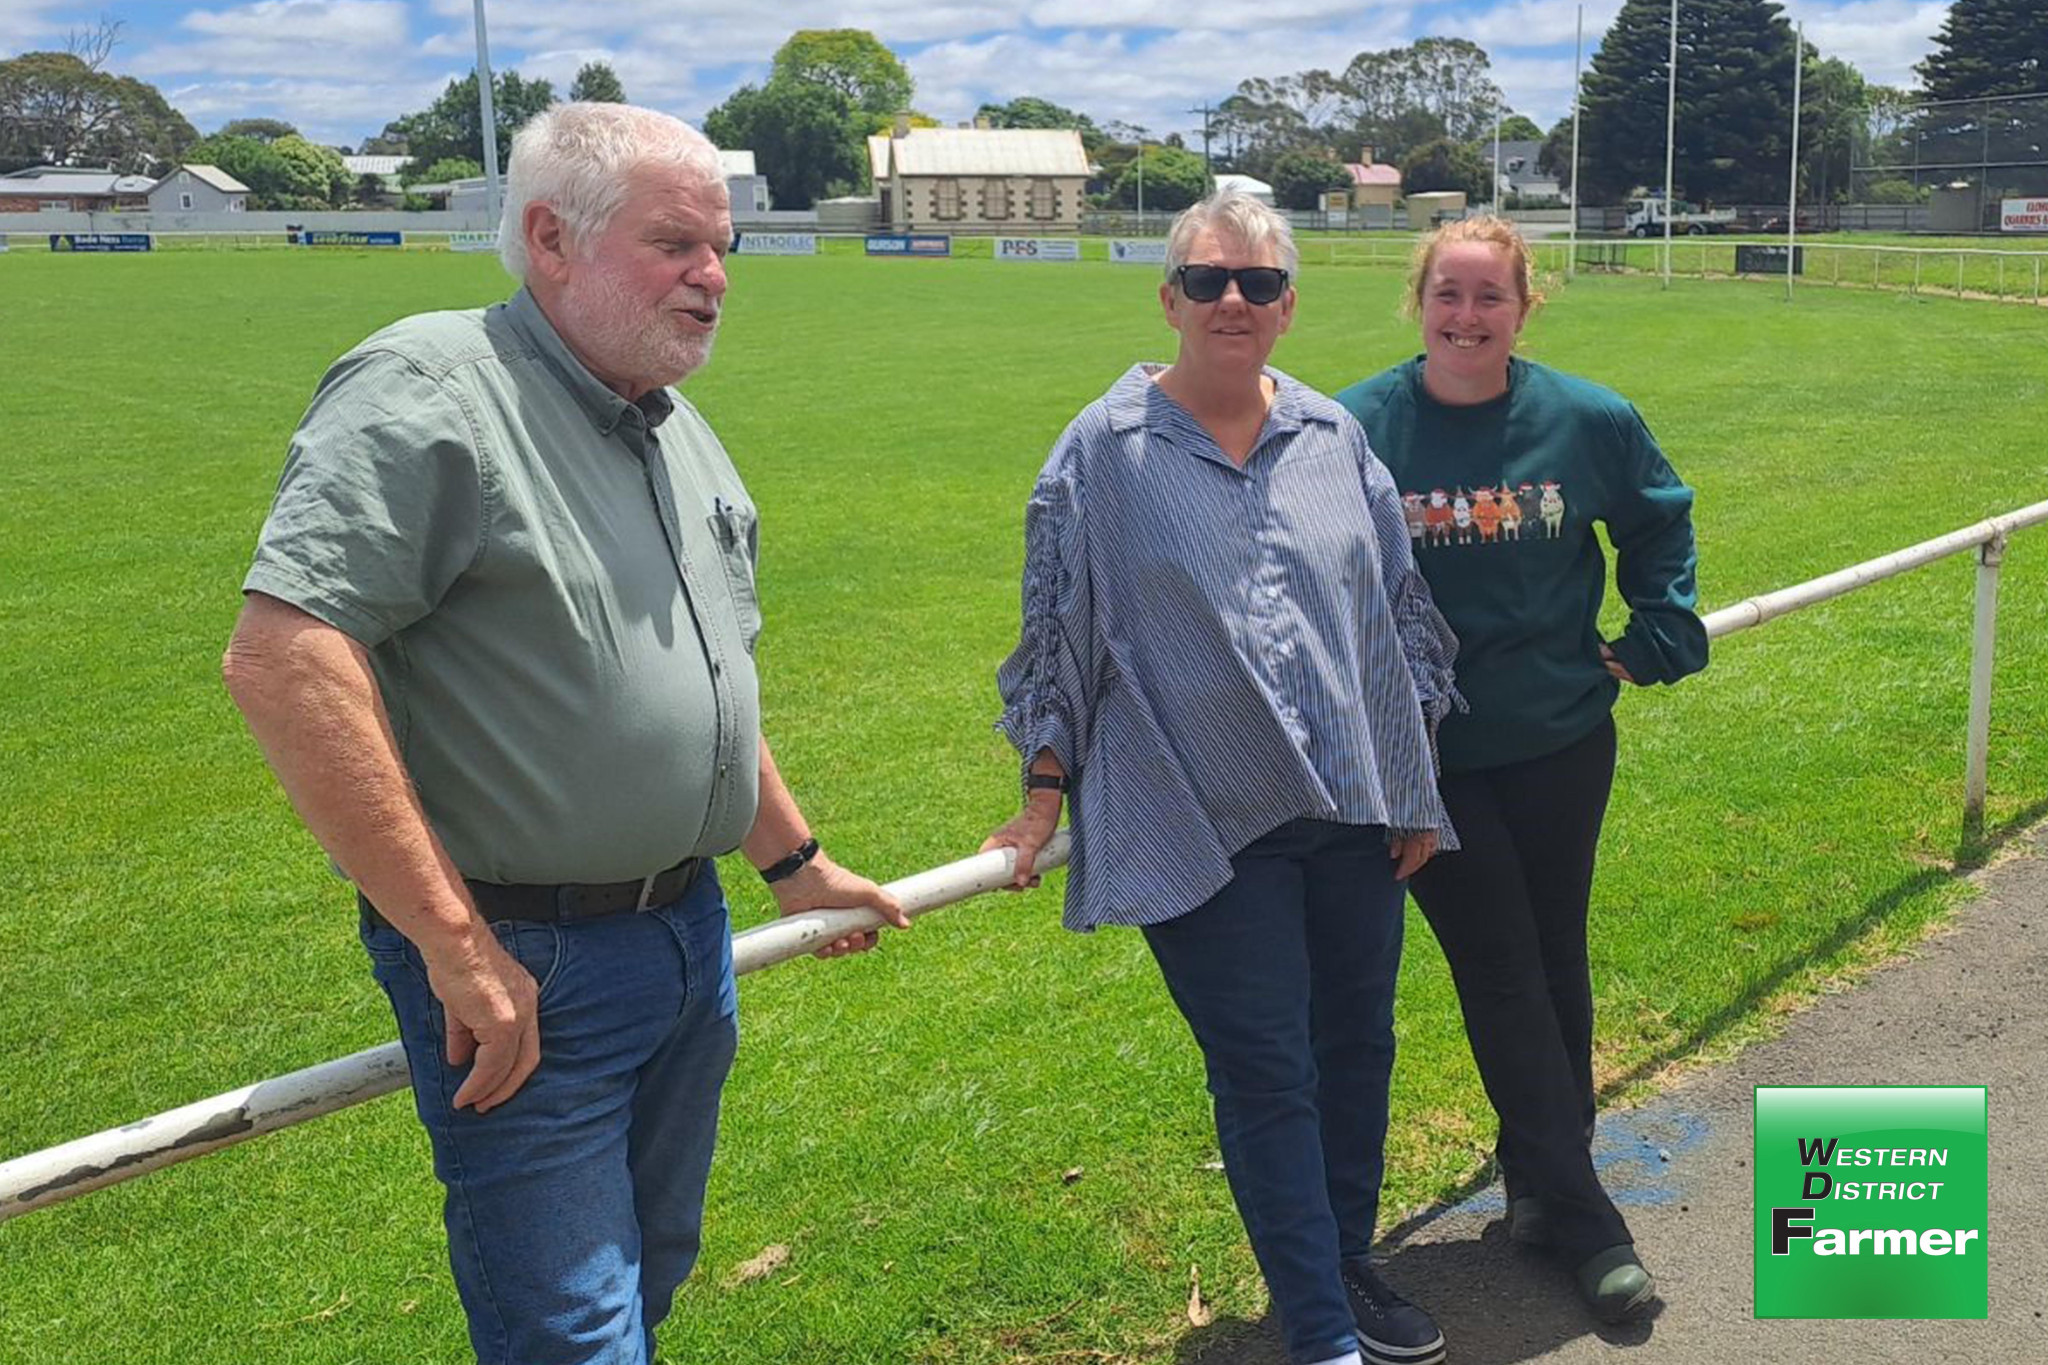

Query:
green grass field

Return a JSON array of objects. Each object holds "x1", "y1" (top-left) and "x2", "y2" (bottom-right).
[{"x1": 2, "y1": 248, "x2": 2045, "y2": 1364}]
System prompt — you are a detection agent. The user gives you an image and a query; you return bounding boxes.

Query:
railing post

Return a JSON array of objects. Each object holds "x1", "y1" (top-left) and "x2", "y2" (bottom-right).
[{"x1": 1964, "y1": 533, "x2": 2008, "y2": 831}]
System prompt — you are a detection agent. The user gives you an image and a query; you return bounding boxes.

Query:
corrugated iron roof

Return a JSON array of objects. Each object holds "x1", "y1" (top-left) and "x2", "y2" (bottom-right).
[
  {"x1": 873, "y1": 128, "x2": 1089, "y2": 178},
  {"x1": 0, "y1": 171, "x2": 150, "y2": 196},
  {"x1": 180, "y1": 164, "x2": 251, "y2": 194},
  {"x1": 1346, "y1": 163, "x2": 1400, "y2": 187}
]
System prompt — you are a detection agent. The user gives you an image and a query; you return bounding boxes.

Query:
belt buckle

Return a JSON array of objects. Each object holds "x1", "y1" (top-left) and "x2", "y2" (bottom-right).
[{"x1": 634, "y1": 871, "x2": 660, "y2": 913}]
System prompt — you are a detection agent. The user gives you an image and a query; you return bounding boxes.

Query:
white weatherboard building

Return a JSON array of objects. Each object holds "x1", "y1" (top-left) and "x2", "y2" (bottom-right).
[{"x1": 147, "y1": 165, "x2": 250, "y2": 214}]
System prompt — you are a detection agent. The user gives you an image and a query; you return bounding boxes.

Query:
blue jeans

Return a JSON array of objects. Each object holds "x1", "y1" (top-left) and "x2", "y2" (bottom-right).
[
  {"x1": 1142, "y1": 820, "x2": 1405, "y2": 1365},
  {"x1": 362, "y1": 865, "x2": 739, "y2": 1365}
]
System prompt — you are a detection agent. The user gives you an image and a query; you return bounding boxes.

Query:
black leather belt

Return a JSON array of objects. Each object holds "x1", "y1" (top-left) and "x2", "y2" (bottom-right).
[{"x1": 360, "y1": 857, "x2": 703, "y2": 932}]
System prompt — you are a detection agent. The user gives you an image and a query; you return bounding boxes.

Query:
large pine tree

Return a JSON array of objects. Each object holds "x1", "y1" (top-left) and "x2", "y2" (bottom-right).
[
  {"x1": 1576, "y1": 0, "x2": 1799, "y2": 205},
  {"x1": 1916, "y1": 0, "x2": 2047, "y2": 101}
]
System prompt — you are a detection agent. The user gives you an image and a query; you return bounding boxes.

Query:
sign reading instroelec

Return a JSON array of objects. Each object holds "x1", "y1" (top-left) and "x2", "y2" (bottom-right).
[
  {"x1": 2000, "y1": 198, "x2": 2048, "y2": 232},
  {"x1": 49, "y1": 233, "x2": 151, "y2": 252},
  {"x1": 865, "y1": 233, "x2": 951, "y2": 257},
  {"x1": 733, "y1": 232, "x2": 818, "y2": 256},
  {"x1": 448, "y1": 231, "x2": 497, "y2": 253},
  {"x1": 995, "y1": 237, "x2": 1079, "y2": 262},
  {"x1": 1109, "y1": 239, "x2": 1169, "y2": 266},
  {"x1": 301, "y1": 230, "x2": 403, "y2": 247}
]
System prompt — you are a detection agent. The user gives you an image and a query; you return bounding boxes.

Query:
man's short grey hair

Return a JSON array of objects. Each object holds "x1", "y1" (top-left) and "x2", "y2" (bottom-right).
[
  {"x1": 1163, "y1": 191, "x2": 1300, "y2": 285},
  {"x1": 498, "y1": 102, "x2": 725, "y2": 278}
]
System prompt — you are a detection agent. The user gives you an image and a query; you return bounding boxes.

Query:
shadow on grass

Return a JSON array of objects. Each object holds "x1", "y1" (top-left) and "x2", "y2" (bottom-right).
[{"x1": 1169, "y1": 1220, "x2": 1667, "y2": 1365}]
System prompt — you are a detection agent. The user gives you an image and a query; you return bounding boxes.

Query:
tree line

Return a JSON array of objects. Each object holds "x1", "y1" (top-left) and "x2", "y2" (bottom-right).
[{"x1": 2, "y1": 3, "x2": 2039, "y2": 212}]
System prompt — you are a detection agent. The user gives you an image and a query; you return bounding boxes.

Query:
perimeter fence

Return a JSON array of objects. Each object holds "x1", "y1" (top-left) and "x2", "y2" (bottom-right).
[{"x1": 1852, "y1": 90, "x2": 2048, "y2": 223}]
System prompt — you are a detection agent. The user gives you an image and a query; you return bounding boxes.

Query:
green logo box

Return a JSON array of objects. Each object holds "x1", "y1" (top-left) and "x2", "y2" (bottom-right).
[{"x1": 1753, "y1": 1085, "x2": 1987, "y2": 1318}]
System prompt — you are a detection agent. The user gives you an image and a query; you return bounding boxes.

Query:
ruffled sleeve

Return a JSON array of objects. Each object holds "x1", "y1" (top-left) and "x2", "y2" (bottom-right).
[
  {"x1": 995, "y1": 434, "x2": 1094, "y2": 781},
  {"x1": 1353, "y1": 423, "x2": 1465, "y2": 732}
]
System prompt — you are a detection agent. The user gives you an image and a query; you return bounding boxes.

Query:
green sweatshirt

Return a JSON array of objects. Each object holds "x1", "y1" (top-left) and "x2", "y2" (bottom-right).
[{"x1": 1336, "y1": 356, "x2": 1706, "y2": 774}]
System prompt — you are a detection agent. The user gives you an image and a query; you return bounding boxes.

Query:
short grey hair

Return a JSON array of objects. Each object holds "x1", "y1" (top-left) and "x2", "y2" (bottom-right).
[
  {"x1": 1163, "y1": 191, "x2": 1300, "y2": 285},
  {"x1": 498, "y1": 102, "x2": 725, "y2": 278}
]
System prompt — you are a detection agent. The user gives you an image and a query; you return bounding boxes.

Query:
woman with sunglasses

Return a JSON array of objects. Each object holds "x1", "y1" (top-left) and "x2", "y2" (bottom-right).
[
  {"x1": 1335, "y1": 217, "x2": 1706, "y2": 1323},
  {"x1": 983, "y1": 192, "x2": 1459, "y2": 1365}
]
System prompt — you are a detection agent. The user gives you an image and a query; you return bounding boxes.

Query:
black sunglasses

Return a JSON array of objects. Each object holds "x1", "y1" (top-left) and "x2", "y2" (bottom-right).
[{"x1": 1175, "y1": 263, "x2": 1290, "y2": 305}]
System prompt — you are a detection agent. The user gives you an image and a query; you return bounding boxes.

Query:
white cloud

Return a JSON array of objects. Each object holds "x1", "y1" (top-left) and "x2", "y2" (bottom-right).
[
  {"x1": 0, "y1": 1, "x2": 73, "y2": 52},
  {"x1": 909, "y1": 15, "x2": 1422, "y2": 138},
  {"x1": 1781, "y1": 0, "x2": 1946, "y2": 89},
  {"x1": 164, "y1": 73, "x2": 444, "y2": 142},
  {"x1": 1455, "y1": 0, "x2": 1622, "y2": 52},
  {"x1": 132, "y1": 0, "x2": 410, "y2": 76},
  {"x1": 1024, "y1": 0, "x2": 1396, "y2": 28}
]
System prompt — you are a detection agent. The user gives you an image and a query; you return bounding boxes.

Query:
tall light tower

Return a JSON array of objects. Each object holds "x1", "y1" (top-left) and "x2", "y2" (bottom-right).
[{"x1": 473, "y1": 0, "x2": 500, "y2": 230}]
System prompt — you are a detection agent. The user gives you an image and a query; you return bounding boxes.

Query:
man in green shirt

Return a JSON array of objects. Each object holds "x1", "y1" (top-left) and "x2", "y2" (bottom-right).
[{"x1": 223, "y1": 102, "x2": 907, "y2": 1365}]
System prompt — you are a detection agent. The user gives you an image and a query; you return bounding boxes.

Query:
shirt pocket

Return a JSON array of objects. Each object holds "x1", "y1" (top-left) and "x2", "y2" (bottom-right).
[{"x1": 708, "y1": 501, "x2": 763, "y2": 653}]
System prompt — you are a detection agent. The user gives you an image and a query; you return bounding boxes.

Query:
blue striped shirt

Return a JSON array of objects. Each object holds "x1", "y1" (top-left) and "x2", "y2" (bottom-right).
[{"x1": 997, "y1": 364, "x2": 1461, "y2": 932}]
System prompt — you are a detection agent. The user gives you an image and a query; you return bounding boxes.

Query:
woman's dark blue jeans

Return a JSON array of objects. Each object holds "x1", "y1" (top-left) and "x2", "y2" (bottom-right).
[{"x1": 1142, "y1": 819, "x2": 1406, "y2": 1365}]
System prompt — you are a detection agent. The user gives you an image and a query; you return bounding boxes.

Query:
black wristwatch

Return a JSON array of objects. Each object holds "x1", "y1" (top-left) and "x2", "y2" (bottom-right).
[
  {"x1": 760, "y1": 837, "x2": 821, "y2": 884},
  {"x1": 1024, "y1": 772, "x2": 1070, "y2": 797}
]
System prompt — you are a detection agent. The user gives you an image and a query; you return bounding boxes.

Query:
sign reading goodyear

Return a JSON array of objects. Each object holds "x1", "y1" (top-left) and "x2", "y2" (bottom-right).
[
  {"x1": 994, "y1": 237, "x2": 1080, "y2": 262},
  {"x1": 865, "y1": 233, "x2": 951, "y2": 257},
  {"x1": 1755, "y1": 1086, "x2": 1987, "y2": 1319},
  {"x1": 299, "y1": 230, "x2": 403, "y2": 247},
  {"x1": 49, "y1": 232, "x2": 152, "y2": 252}
]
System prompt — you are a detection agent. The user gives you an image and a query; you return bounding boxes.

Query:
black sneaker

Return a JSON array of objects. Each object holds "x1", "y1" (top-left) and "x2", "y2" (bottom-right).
[{"x1": 1340, "y1": 1259, "x2": 1447, "y2": 1365}]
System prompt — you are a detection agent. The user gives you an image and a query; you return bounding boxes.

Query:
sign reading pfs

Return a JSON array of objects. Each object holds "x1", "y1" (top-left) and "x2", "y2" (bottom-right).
[
  {"x1": 1754, "y1": 1086, "x2": 1987, "y2": 1319},
  {"x1": 995, "y1": 238, "x2": 1079, "y2": 262}
]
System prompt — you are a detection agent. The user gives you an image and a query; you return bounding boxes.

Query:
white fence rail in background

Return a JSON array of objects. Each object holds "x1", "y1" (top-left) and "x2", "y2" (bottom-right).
[
  {"x1": 5, "y1": 501, "x2": 2046, "y2": 1224},
  {"x1": 1554, "y1": 238, "x2": 2048, "y2": 305}
]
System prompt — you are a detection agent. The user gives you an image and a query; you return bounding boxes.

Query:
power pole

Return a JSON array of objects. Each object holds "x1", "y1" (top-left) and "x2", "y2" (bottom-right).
[{"x1": 1188, "y1": 103, "x2": 1216, "y2": 170}]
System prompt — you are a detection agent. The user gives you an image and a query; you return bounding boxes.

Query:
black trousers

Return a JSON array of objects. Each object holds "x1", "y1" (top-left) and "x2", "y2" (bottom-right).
[{"x1": 1409, "y1": 714, "x2": 1631, "y2": 1259}]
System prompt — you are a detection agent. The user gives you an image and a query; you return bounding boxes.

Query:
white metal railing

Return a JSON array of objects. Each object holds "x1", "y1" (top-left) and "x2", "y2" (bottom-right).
[
  {"x1": 0, "y1": 833, "x2": 1069, "y2": 1224},
  {"x1": 1554, "y1": 238, "x2": 2048, "y2": 305},
  {"x1": 5, "y1": 499, "x2": 2046, "y2": 1223}
]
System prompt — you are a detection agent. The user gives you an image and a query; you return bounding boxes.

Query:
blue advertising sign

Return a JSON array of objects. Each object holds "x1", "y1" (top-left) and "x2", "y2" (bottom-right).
[
  {"x1": 864, "y1": 233, "x2": 951, "y2": 257},
  {"x1": 49, "y1": 233, "x2": 153, "y2": 253},
  {"x1": 300, "y1": 230, "x2": 404, "y2": 247}
]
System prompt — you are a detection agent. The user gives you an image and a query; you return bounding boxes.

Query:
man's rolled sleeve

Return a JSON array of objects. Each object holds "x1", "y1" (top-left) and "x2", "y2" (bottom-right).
[{"x1": 243, "y1": 349, "x2": 486, "y2": 646}]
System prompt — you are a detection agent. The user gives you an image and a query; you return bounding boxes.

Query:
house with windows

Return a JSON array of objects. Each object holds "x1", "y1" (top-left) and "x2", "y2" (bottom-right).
[
  {"x1": 1344, "y1": 147, "x2": 1401, "y2": 209},
  {"x1": 866, "y1": 124, "x2": 1090, "y2": 233},
  {"x1": 147, "y1": 165, "x2": 250, "y2": 214},
  {"x1": 1495, "y1": 141, "x2": 1560, "y2": 201},
  {"x1": 0, "y1": 166, "x2": 155, "y2": 213}
]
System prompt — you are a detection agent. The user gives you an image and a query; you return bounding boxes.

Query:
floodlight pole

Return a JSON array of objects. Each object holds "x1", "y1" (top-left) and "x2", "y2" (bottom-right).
[
  {"x1": 1787, "y1": 21, "x2": 1803, "y2": 303},
  {"x1": 1569, "y1": 3, "x2": 1584, "y2": 278},
  {"x1": 1493, "y1": 99, "x2": 1503, "y2": 213},
  {"x1": 1663, "y1": 0, "x2": 1678, "y2": 288},
  {"x1": 473, "y1": 0, "x2": 501, "y2": 231}
]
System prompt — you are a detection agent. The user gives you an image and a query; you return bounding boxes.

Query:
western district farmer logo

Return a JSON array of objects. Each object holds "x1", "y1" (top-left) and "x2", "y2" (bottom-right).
[{"x1": 1754, "y1": 1086, "x2": 1987, "y2": 1318}]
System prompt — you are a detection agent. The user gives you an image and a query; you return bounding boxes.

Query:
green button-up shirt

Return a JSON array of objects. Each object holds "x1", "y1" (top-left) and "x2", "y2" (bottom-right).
[{"x1": 245, "y1": 288, "x2": 762, "y2": 884}]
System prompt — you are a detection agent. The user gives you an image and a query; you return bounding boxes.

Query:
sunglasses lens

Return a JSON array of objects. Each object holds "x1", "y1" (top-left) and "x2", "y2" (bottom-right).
[
  {"x1": 1238, "y1": 269, "x2": 1286, "y2": 304},
  {"x1": 1180, "y1": 265, "x2": 1228, "y2": 302}
]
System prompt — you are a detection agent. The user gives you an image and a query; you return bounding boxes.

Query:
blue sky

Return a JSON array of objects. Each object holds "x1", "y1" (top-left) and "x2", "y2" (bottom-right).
[{"x1": 0, "y1": 0, "x2": 1953, "y2": 151}]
